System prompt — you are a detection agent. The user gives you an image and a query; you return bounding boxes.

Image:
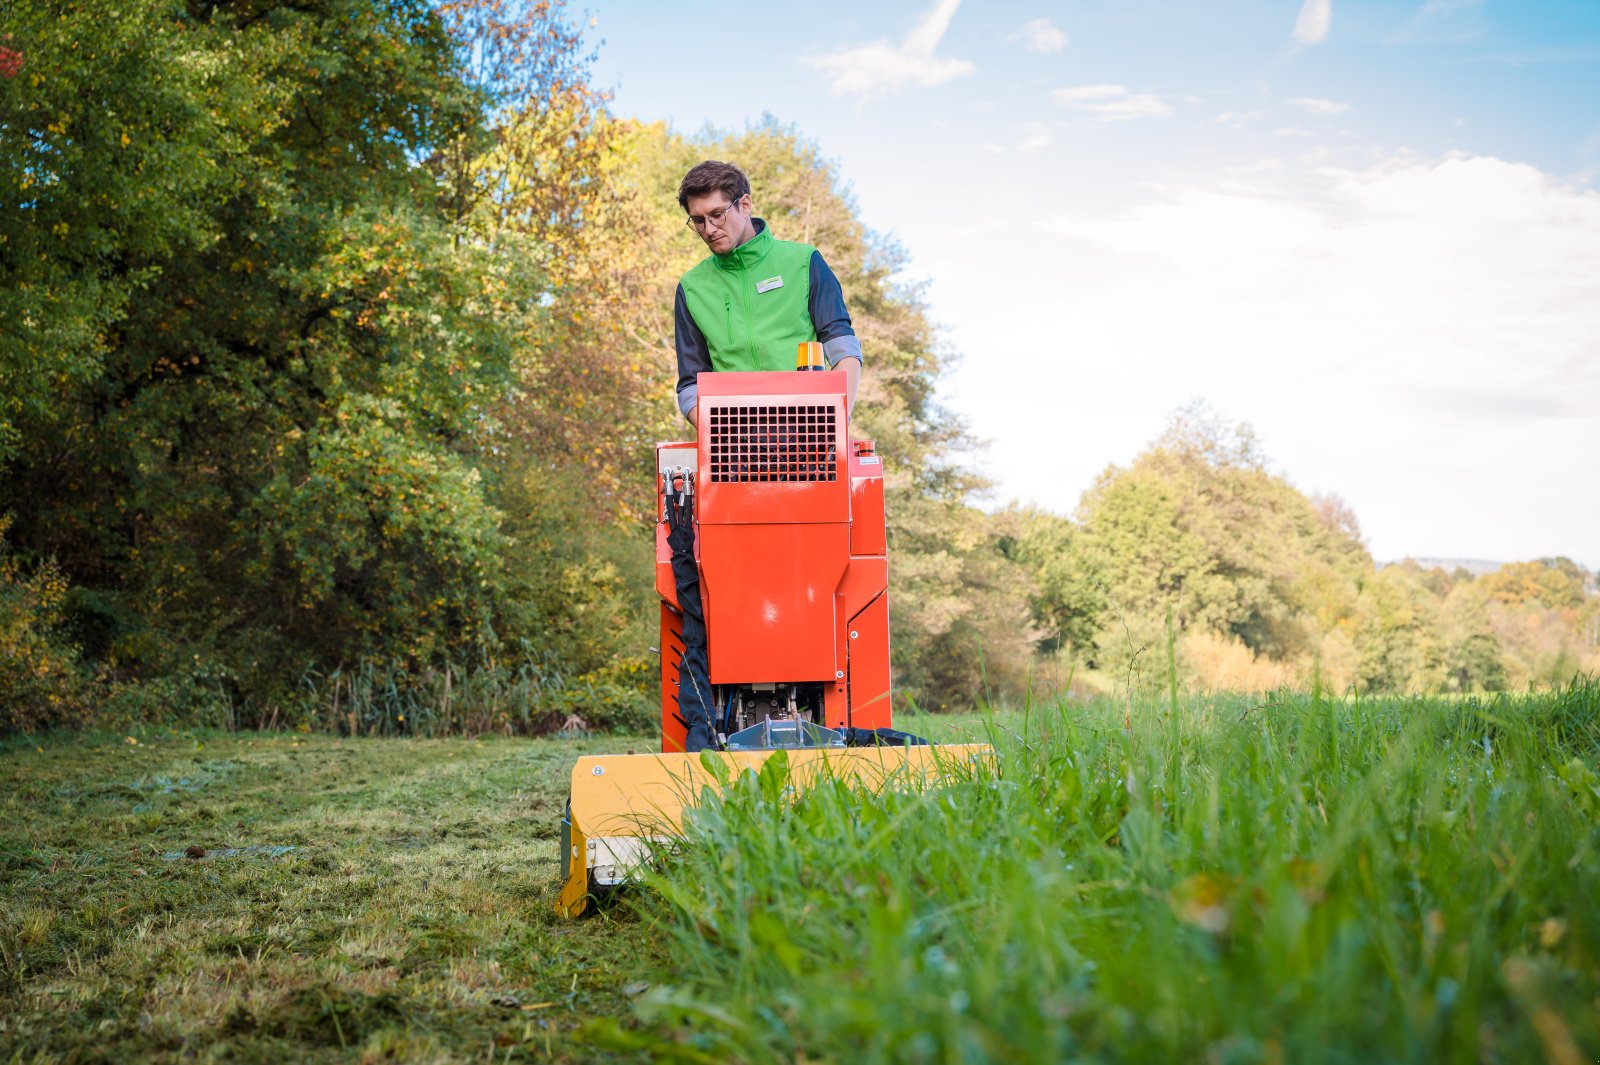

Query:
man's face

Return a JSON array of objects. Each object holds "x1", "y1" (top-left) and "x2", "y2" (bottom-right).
[{"x1": 685, "y1": 191, "x2": 754, "y2": 254}]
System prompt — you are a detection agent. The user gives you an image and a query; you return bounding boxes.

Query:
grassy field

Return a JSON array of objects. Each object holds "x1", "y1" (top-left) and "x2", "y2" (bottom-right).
[
  {"x1": 633, "y1": 685, "x2": 1600, "y2": 1063},
  {"x1": 0, "y1": 729, "x2": 662, "y2": 1062},
  {"x1": 3, "y1": 684, "x2": 1597, "y2": 1063}
]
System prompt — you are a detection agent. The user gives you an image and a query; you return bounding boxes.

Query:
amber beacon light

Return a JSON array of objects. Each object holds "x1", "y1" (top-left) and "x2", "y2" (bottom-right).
[{"x1": 796, "y1": 340, "x2": 826, "y2": 371}]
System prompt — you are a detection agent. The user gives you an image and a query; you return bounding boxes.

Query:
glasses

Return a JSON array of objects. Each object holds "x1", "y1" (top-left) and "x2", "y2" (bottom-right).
[{"x1": 685, "y1": 199, "x2": 744, "y2": 231}]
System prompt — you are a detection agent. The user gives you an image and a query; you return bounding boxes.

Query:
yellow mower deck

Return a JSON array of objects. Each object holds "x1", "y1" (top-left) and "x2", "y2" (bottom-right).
[{"x1": 557, "y1": 743, "x2": 993, "y2": 916}]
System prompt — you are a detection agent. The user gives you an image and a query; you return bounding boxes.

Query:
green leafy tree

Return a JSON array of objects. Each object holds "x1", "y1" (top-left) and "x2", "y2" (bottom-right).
[
  {"x1": 1, "y1": 0, "x2": 517, "y2": 712},
  {"x1": 1073, "y1": 404, "x2": 1369, "y2": 684},
  {"x1": 995, "y1": 507, "x2": 1103, "y2": 659},
  {"x1": 1433, "y1": 576, "x2": 1507, "y2": 692},
  {"x1": 1353, "y1": 565, "x2": 1447, "y2": 693}
]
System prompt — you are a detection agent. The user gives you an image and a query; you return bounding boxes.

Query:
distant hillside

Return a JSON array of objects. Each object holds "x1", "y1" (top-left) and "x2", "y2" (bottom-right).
[{"x1": 1379, "y1": 557, "x2": 1507, "y2": 575}]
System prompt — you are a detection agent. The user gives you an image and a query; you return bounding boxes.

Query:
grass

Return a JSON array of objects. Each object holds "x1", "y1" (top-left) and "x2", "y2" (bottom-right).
[
  {"x1": 624, "y1": 683, "x2": 1600, "y2": 1063},
  {"x1": 0, "y1": 728, "x2": 663, "y2": 1062},
  {"x1": 3, "y1": 684, "x2": 1597, "y2": 1063}
]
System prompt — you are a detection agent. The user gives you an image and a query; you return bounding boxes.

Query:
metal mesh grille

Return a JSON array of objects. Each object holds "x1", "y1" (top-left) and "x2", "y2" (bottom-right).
[{"x1": 707, "y1": 404, "x2": 838, "y2": 483}]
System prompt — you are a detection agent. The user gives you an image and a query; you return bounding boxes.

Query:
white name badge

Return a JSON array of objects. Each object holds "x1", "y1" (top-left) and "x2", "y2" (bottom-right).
[{"x1": 756, "y1": 276, "x2": 784, "y2": 294}]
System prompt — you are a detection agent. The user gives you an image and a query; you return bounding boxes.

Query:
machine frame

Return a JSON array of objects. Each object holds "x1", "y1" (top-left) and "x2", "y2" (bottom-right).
[{"x1": 556, "y1": 370, "x2": 987, "y2": 916}]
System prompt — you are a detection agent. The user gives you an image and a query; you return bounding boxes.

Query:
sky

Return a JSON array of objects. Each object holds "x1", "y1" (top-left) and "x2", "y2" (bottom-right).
[{"x1": 587, "y1": 1, "x2": 1600, "y2": 567}]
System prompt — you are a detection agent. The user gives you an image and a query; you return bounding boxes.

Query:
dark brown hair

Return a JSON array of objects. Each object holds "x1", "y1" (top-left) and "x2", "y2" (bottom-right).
[{"x1": 677, "y1": 160, "x2": 751, "y2": 211}]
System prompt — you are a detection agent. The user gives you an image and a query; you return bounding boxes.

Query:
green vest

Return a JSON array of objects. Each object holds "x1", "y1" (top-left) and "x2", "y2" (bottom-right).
[{"x1": 680, "y1": 221, "x2": 816, "y2": 372}]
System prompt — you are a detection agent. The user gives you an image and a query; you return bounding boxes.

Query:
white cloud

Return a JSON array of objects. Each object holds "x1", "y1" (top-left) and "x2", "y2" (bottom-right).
[
  {"x1": 1214, "y1": 110, "x2": 1262, "y2": 129},
  {"x1": 1056, "y1": 84, "x2": 1122, "y2": 101},
  {"x1": 1053, "y1": 84, "x2": 1172, "y2": 121},
  {"x1": 1010, "y1": 18, "x2": 1067, "y2": 54},
  {"x1": 809, "y1": 0, "x2": 974, "y2": 98},
  {"x1": 1043, "y1": 157, "x2": 1600, "y2": 427},
  {"x1": 1290, "y1": 96, "x2": 1350, "y2": 117},
  {"x1": 930, "y1": 153, "x2": 1600, "y2": 562},
  {"x1": 1017, "y1": 121, "x2": 1052, "y2": 152},
  {"x1": 1391, "y1": 0, "x2": 1485, "y2": 44},
  {"x1": 1292, "y1": 0, "x2": 1332, "y2": 45}
]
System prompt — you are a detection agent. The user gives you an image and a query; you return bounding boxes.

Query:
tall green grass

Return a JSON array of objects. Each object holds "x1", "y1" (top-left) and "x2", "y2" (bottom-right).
[
  {"x1": 288, "y1": 645, "x2": 655, "y2": 737},
  {"x1": 622, "y1": 682, "x2": 1600, "y2": 1063}
]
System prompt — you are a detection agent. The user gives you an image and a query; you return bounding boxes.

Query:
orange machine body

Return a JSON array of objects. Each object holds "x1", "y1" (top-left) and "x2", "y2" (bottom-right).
[{"x1": 655, "y1": 370, "x2": 891, "y2": 752}]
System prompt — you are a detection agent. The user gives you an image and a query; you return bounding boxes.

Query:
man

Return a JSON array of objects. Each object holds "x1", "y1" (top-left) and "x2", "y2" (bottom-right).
[
  {"x1": 666, "y1": 161, "x2": 865, "y2": 753},
  {"x1": 673, "y1": 160, "x2": 861, "y2": 425}
]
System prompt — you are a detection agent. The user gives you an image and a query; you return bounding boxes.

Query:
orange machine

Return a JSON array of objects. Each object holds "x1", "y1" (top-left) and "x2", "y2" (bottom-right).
[
  {"x1": 556, "y1": 367, "x2": 989, "y2": 916},
  {"x1": 653, "y1": 368, "x2": 893, "y2": 749}
]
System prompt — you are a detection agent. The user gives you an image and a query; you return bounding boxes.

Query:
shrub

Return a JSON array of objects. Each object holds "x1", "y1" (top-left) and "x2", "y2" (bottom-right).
[{"x1": 0, "y1": 517, "x2": 90, "y2": 733}]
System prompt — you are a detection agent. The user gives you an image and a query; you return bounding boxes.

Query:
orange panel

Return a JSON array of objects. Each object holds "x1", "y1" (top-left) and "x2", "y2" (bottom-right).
[
  {"x1": 655, "y1": 519, "x2": 678, "y2": 607},
  {"x1": 700, "y1": 477, "x2": 849, "y2": 525},
  {"x1": 696, "y1": 369, "x2": 850, "y2": 403},
  {"x1": 837, "y1": 556, "x2": 887, "y2": 626},
  {"x1": 698, "y1": 393, "x2": 849, "y2": 525},
  {"x1": 696, "y1": 371, "x2": 850, "y2": 527},
  {"x1": 823, "y1": 673, "x2": 849, "y2": 729},
  {"x1": 847, "y1": 592, "x2": 893, "y2": 729},
  {"x1": 848, "y1": 443, "x2": 886, "y2": 557},
  {"x1": 699, "y1": 523, "x2": 850, "y2": 683}
]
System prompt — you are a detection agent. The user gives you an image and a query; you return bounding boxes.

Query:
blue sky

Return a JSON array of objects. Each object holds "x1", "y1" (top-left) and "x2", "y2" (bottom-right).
[{"x1": 588, "y1": 1, "x2": 1600, "y2": 566}]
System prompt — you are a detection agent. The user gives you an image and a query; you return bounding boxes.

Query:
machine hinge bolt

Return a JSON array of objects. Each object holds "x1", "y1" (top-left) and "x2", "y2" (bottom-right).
[
  {"x1": 849, "y1": 630, "x2": 859, "y2": 640},
  {"x1": 835, "y1": 670, "x2": 845, "y2": 679}
]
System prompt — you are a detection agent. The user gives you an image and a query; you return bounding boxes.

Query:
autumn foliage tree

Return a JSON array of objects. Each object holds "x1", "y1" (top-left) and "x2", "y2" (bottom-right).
[{"x1": 1, "y1": 0, "x2": 527, "y2": 724}]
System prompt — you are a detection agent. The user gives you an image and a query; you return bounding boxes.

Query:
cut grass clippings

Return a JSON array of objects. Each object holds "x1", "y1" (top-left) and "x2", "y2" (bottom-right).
[{"x1": 0, "y1": 729, "x2": 660, "y2": 1062}]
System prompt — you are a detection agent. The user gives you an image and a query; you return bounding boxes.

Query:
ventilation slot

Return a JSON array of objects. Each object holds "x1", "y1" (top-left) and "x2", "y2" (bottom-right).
[{"x1": 708, "y1": 404, "x2": 838, "y2": 483}]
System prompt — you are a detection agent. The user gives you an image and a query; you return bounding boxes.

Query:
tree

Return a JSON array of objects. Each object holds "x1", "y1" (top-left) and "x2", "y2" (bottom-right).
[
  {"x1": 0, "y1": 0, "x2": 517, "y2": 710},
  {"x1": 995, "y1": 507, "x2": 1102, "y2": 659},
  {"x1": 1072, "y1": 404, "x2": 1369, "y2": 684},
  {"x1": 1352, "y1": 566, "x2": 1447, "y2": 693},
  {"x1": 1480, "y1": 559, "x2": 1586, "y2": 612}
]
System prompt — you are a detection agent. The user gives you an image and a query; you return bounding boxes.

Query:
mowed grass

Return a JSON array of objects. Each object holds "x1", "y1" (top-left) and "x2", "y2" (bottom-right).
[
  {"x1": 0, "y1": 729, "x2": 662, "y2": 1062},
  {"x1": 4, "y1": 686, "x2": 1598, "y2": 1064},
  {"x1": 621, "y1": 684, "x2": 1600, "y2": 1064}
]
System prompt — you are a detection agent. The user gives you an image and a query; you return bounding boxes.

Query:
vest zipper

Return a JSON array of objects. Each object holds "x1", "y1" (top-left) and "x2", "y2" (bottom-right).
[{"x1": 738, "y1": 259, "x2": 757, "y2": 364}]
